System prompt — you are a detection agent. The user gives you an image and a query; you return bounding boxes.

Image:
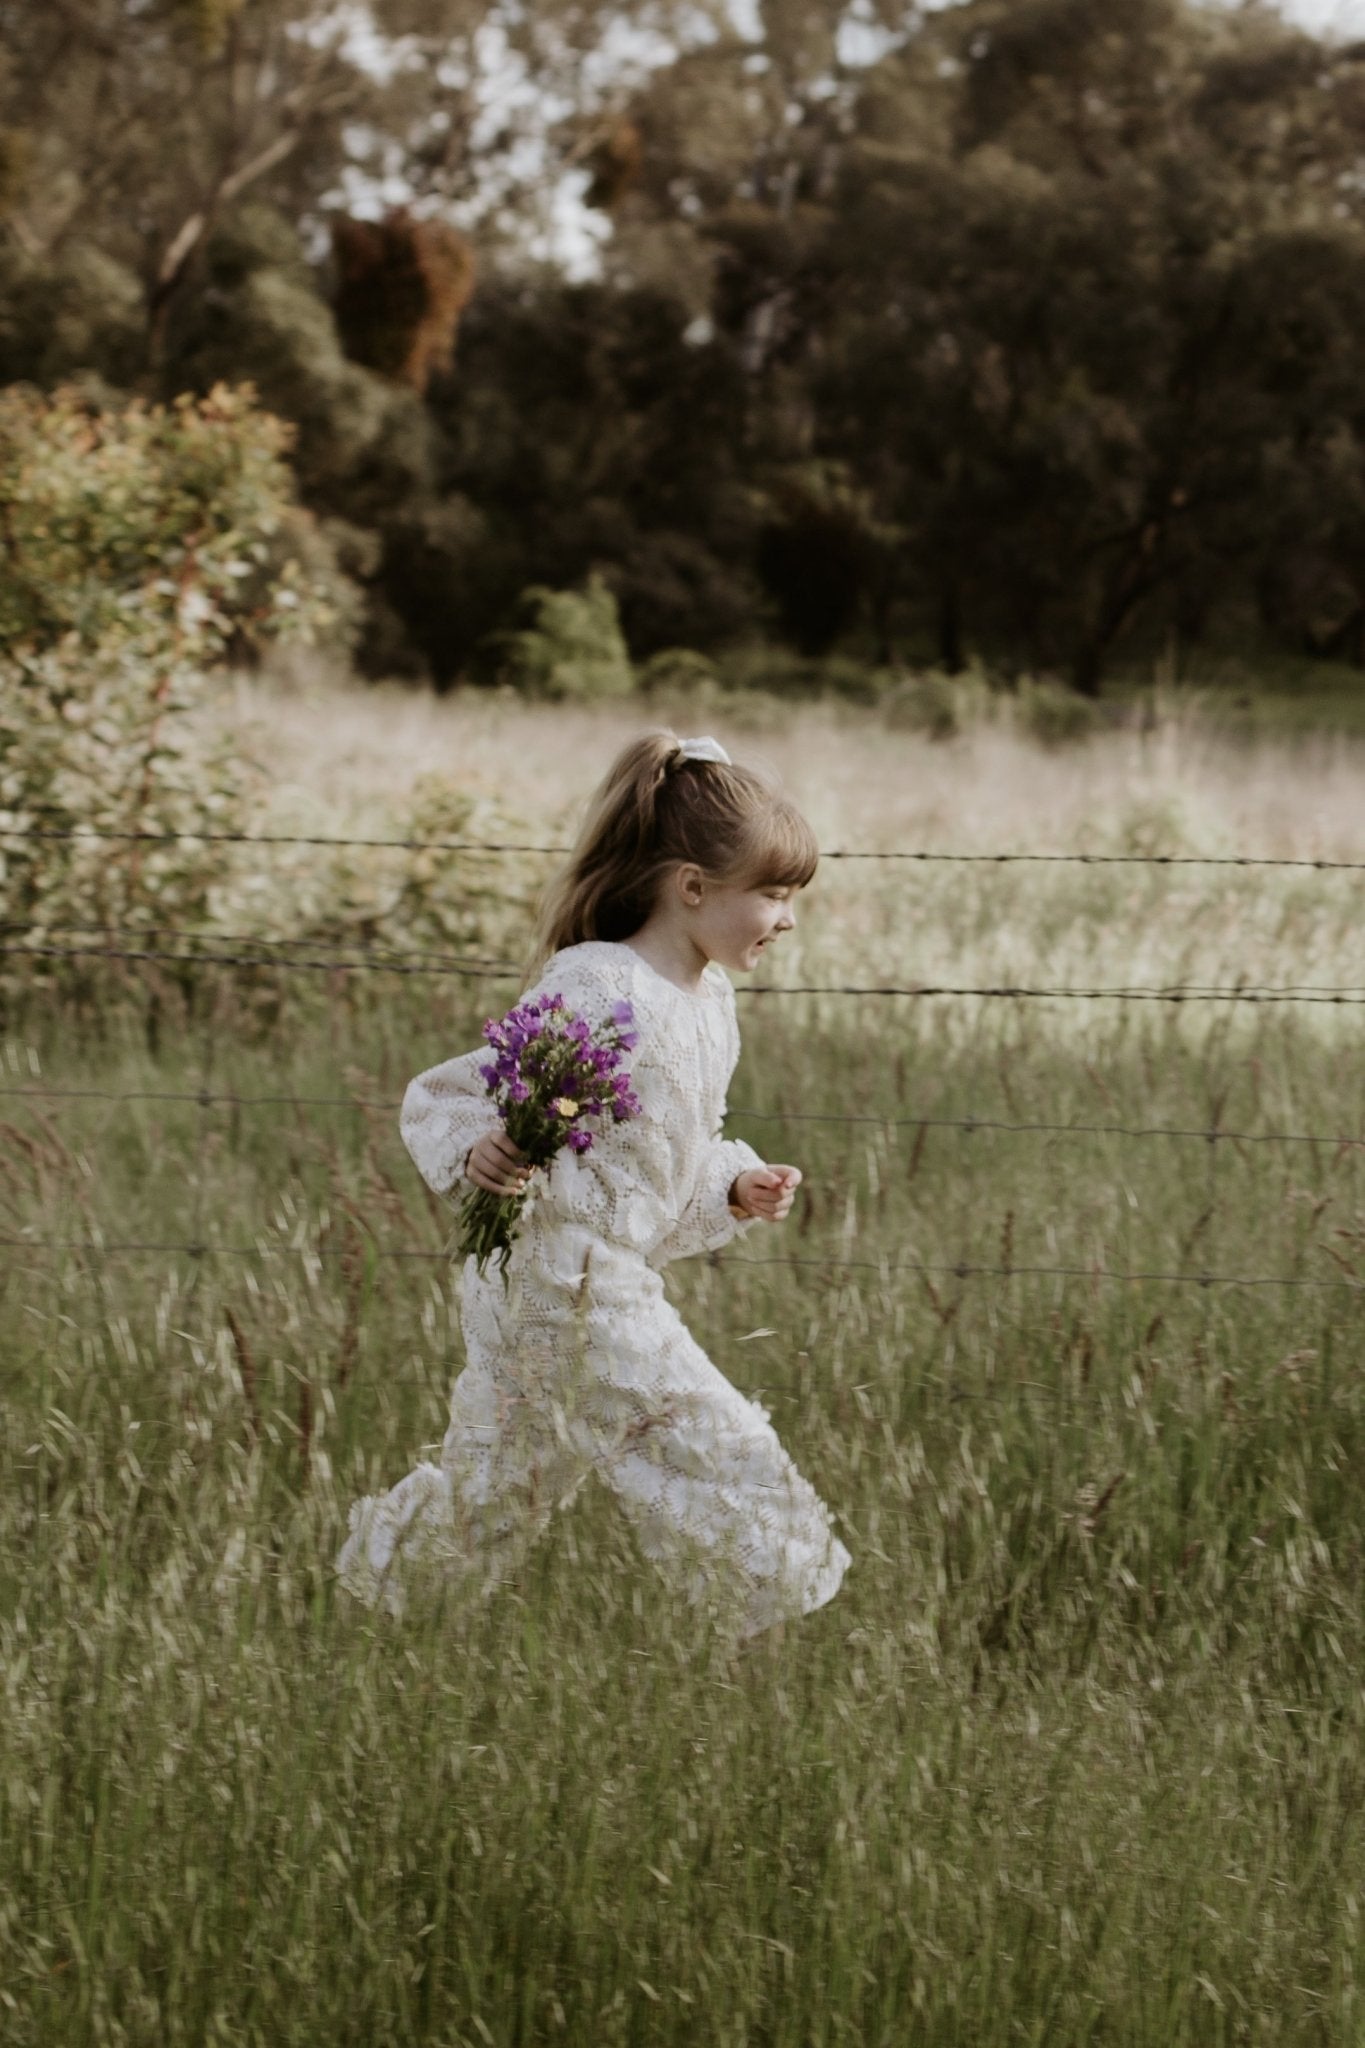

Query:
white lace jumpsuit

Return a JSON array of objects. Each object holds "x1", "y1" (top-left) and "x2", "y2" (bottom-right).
[{"x1": 336, "y1": 938, "x2": 851, "y2": 1638}]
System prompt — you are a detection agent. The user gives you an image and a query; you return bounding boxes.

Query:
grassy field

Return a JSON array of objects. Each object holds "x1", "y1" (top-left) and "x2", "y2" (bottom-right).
[{"x1": 5, "y1": 693, "x2": 1365, "y2": 2045}]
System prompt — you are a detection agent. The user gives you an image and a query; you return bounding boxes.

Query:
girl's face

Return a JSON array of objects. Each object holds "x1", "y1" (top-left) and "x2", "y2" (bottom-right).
[{"x1": 694, "y1": 876, "x2": 800, "y2": 974}]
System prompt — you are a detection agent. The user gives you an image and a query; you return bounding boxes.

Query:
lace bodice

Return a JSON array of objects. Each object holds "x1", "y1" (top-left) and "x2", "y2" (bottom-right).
[{"x1": 401, "y1": 939, "x2": 765, "y2": 1269}]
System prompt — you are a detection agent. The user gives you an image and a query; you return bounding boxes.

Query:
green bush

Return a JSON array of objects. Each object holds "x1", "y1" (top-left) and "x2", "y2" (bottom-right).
[
  {"x1": 481, "y1": 573, "x2": 636, "y2": 700},
  {"x1": 636, "y1": 647, "x2": 721, "y2": 698},
  {"x1": 882, "y1": 670, "x2": 962, "y2": 739},
  {"x1": 0, "y1": 382, "x2": 342, "y2": 953},
  {"x1": 0, "y1": 239, "x2": 145, "y2": 387},
  {"x1": 1016, "y1": 676, "x2": 1101, "y2": 747},
  {"x1": 720, "y1": 646, "x2": 889, "y2": 703}
]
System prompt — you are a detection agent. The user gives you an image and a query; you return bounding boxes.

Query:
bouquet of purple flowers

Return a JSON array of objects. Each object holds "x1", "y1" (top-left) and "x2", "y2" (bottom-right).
[{"x1": 455, "y1": 991, "x2": 643, "y2": 1281}]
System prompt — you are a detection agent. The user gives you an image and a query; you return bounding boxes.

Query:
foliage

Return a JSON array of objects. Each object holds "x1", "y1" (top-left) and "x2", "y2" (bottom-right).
[
  {"x1": 1016, "y1": 675, "x2": 1104, "y2": 746},
  {"x1": 753, "y1": 463, "x2": 897, "y2": 658},
  {"x1": 0, "y1": 240, "x2": 145, "y2": 389},
  {"x1": 0, "y1": 382, "x2": 343, "y2": 944},
  {"x1": 0, "y1": 0, "x2": 735, "y2": 393},
  {"x1": 882, "y1": 668, "x2": 963, "y2": 740},
  {"x1": 160, "y1": 206, "x2": 435, "y2": 512},
  {"x1": 480, "y1": 574, "x2": 636, "y2": 701},
  {"x1": 636, "y1": 646, "x2": 721, "y2": 698},
  {"x1": 218, "y1": 775, "x2": 542, "y2": 967},
  {"x1": 8, "y1": 3, "x2": 1365, "y2": 691}
]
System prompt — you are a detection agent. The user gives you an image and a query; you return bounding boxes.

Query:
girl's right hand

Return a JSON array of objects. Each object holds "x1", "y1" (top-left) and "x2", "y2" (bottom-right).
[{"x1": 465, "y1": 1131, "x2": 535, "y2": 1196}]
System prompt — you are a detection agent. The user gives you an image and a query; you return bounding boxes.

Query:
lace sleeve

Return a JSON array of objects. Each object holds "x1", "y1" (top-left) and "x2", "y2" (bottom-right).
[
  {"x1": 400, "y1": 1045, "x2": 503, "y2": 1199},
  {"x1": 651, "y1": 1132, "x2": 766, "y2": 1264},
  {"x1": 399, "y1": 947, "x2": 636, "y2": 1201},
  {"x1": 650, "y1": 971, "x2": 765, "y2": 1264}
]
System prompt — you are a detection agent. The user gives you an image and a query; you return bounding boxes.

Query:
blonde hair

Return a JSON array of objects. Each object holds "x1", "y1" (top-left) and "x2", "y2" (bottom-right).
[{"x1": 526, "y1": 729, "x2": 818, "y2": 980}]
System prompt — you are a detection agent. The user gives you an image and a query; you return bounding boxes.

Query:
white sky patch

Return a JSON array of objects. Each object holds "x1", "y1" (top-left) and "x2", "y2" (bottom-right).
[
  {"x1": 580, "y1": 11, "x2": 688, "y2": 93},
  {"x1": 1210, "y1": 0, "x2": 1365, "y2": 30},
  {"x1": 288, "y1": 0, "x2": 426, "y2": 82}
]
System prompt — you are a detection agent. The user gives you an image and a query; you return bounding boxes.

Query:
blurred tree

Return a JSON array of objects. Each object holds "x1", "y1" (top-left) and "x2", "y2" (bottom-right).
[
  {"x1": 728, "y1": 0, "x2": 1365, "y2": 686},
  {"x1": 0, "y1": 0, "x2": 716, "y2": 356},
  {"x1": 5, "y1": 0, "x2": 1365, "y2": 692},
  {"x1": 420, "y1": 276, "x2": 760, "y2": 677}
]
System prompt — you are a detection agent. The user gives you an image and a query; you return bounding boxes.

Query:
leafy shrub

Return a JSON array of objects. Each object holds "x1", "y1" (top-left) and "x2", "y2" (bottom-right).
[
  {"x1": 636, "y1": 647, "x2": 721, "y2": 698},
  {"x1": 480, "y1": 573, "x2": 635, "y2": 700},
  {"x1": 209, "y1": 775, "x2": 541, "y2": 972},
  {"x1": 0, "y1": 382, "x2": 343, "y2": 951},
  {"x1": 0, "y1": 240, "x2": 145, "y2": 387},
  {"x1": 721, "y1": 646, "x2": 885, "y2": 702},
  {"x1": 1016, "y1": 677, "x2": 1100, "y2": 747},
  {"x1": 882, "y1": 671, "x2": 962, "y2": 739}
]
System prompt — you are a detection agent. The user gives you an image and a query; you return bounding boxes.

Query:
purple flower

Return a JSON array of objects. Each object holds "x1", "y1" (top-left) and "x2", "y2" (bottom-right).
[{"x1": 459, "y1": 990, "x2": 644, "y2": 1282}]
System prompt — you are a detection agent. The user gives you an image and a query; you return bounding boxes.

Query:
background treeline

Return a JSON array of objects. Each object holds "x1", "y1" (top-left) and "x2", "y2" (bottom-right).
[{"x1": 4, "y1": 0, "x2": 1365, "y2": 694}]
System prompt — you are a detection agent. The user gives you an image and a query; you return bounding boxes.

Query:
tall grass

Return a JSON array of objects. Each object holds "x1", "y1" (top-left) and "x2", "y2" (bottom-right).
[{"x1": 5, "y1": 705, "x2": 1365, "y2": 2044}]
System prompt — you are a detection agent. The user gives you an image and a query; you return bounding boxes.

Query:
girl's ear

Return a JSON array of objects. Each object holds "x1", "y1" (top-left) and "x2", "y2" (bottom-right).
[{"x1": 675, "y1": 861, "x2": 706, "y2": 908}]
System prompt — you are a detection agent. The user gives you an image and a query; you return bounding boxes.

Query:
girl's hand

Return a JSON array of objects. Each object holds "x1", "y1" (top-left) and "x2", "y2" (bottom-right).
[
  {"x1": 465, "y1": 1131, "x2": 535, "y2": 1197},
  {"x1": 730, "y1": 1165, "x2": 802, "y2": 1223}
]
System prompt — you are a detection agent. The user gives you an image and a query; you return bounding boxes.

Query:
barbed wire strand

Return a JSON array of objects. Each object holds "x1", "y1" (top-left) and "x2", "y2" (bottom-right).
[
  {"x1": 5, "y1": 922, "x2": 1365, "y2": 1002},
  {"x1": 2, "y1": 1082, "x2": 1363, "y2": 1152},
  {"x1": 0, "y1": 922, "x2": 516, "y2": 971},
  {"x1": 0, "y1": 942, "x2": 506, "y2": 980},
  {"x1": 1, "y1": 1230, "x2": 1359, "y2": 1293},
  {"x1": 8, "y1": 939, "x2": 1365, "y2": 1003},
  {"x1": 7, "y1": 821, "x2": 1365, "y2": 870}
]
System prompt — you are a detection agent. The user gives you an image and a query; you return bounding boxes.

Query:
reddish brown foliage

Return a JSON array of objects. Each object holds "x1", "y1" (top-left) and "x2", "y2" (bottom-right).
[
  {"x1": 331, "y1": 208, "x2": 476, "y2": 393},
  {"x1": 584, "y1": 118, "x2": 643, "y2": 210}
]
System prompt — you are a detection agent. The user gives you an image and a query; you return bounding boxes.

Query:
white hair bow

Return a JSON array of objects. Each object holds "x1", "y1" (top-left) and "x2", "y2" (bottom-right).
[{"x1": 675, "y1": 734, "x2": 731, "y2": 766}]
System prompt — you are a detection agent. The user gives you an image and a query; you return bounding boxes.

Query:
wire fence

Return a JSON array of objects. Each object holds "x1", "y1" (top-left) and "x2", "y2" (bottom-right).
[
  {"x1": 6, "y1": 822, "x2": 1365, "y2": 1301},
  {"x1": 7, "y1": 819, "x2": 1365, "y2": 869},
  {"x1": 2, "y1": 1079, "x2": 1363, "y2": 1153},
  {"x1": 7, "y1": 936, "x2": 1365, "y2": 1004},
  {"x1": 1, "y1": 1230, "x2": 1358, "y2": 1295}
]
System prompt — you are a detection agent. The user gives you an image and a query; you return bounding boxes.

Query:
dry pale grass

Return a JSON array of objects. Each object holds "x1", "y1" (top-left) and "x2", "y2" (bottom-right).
[
  {"x1": 219, "y1": 675, "x2": 1365, "y2": 1029},
  {"x1": 223, "y1": 670, "x2": 1365, "y2": 859}
]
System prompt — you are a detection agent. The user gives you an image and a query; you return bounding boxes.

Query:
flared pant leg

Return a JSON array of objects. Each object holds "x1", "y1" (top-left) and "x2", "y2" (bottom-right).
[{"x1": 337, "y1": 1230, "x2": 850, "y2": 1635}]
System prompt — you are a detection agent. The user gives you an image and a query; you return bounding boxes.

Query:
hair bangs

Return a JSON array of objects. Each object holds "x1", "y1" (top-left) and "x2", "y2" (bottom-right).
[{"x1": 732, "y1": 798, "x2": 820, "y2": 891}]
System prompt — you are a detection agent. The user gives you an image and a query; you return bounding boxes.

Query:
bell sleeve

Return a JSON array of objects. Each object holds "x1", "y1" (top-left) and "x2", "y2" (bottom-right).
[
  {"x1": 648, "y1": 967, "x2": 768, "y2": 1264},
  {"x1": 399, "y1": 949, "x2": 631, "y2": 1202},
  {"x1": 650, "y1": 1129, "x2": 767, "y2": 1266},
  {"x1": 400, "y1": 1044, "x2": 504, "y2": 1200}
]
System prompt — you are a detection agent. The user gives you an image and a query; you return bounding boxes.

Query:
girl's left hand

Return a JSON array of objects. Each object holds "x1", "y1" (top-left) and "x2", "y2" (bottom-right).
[{"x1": 731, "y1": 1164, "x2": 802, "y2": 1223}]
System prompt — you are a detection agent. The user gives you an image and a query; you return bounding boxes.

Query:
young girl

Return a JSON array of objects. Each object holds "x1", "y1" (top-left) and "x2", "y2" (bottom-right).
[{"x1": 336, "y1": 730, "x2": 851, "y2": 1639}]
